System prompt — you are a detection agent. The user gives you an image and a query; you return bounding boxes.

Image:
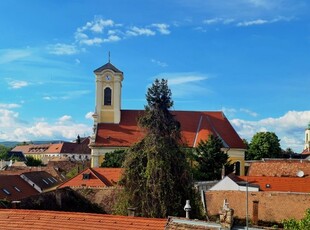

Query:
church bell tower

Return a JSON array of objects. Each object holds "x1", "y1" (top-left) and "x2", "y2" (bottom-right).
[{"x1": 92, "y1": 61, "x2": 123, "y2": 125}]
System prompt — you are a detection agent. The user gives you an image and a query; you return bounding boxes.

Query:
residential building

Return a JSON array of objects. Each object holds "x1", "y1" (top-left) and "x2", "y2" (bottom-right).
[
  {"x1": 11, "y1": 137, "x2": 91, "y2": 164},
  {"x1": 59, "y1": 167, "x2": 123, "y2": 188},
  {"x1": 0, "y1": 175, "x2": 39, "y2": 202},
  {"x1": 89, "y1": 61, "x2": 246, "y2": 174}
]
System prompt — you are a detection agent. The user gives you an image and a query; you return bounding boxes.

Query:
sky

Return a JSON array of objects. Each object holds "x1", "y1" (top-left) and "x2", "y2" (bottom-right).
[{"x1": 0, "y1": 0, "x2": 310, "y2": 152}]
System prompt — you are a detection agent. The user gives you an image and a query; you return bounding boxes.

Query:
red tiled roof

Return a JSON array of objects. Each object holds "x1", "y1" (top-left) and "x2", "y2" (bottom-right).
[
  {"x1": 0, "y1": 209, "x2": 166, "y2": 230},
  {"x1": 0, "y1": 175, "x2": 39, "y2": 201},
  {"x1": 59, "y1": 168, "x2": 123, "y2": 188},
  {"x1": 94, "y1": 110, "x2": 245, "y2": 149},
  {"x1": 237, "y1": 175, "x2": 310, "y2": 193},
  {"x1": 11, "y1": 138, "x2": 91, "y2": 155},
  {"x1": 247, "y1": 160, "x2": 310, "y2": 177}
]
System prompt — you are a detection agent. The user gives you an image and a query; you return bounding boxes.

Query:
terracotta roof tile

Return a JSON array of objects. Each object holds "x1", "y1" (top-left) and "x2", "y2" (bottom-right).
[
  {"x1": 59, "y1": 168, "x2": 123, "y2": 188},
  {"x1": 0, "y1": 209, "x2": 166, "y2": 230},
  {"x1": 94, "y1": 110, "x2": 245, "y2": 149},
  {"x1": 247, "y1": 160, "x2": 310, "y2": 177},
  {"x1": 237, "y1": 175, "x2": 310, "y2": 193}
]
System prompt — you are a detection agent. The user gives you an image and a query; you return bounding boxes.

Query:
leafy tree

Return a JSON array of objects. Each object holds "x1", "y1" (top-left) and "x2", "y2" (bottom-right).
[
  {"x1": 246, "y1": 132, "x2": 281, "y2": 160},
  {"x1": 193, "y1": 135, "x2": 229, "y2": 180},
  {"x1": 0, "y1": 145, "x2": 11, "y2": 160},
  {"x1": 283, "y1": 208, "x2": 310, "y2": 230},
  {"x1": 25, "y1": 156, "x2": 43, "y2": 166},
  {"x1": 118, "y1": 79, "x2": 199, "y2": 218},
  {"x1": 101, "y1": 150, "x2": 126, "y2": 168}
]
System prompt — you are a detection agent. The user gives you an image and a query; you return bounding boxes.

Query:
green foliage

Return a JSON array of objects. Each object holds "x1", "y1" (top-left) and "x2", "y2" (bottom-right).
[
  {"x1": 101, "y1": 150, "x2": 126, "y2": 168},
  {"x1": 117, "y1": 79, "x2": 200, "y2": 218},
  {"x1": 25, "y1": 156, "x2": 43, "y2": 166},
  {"x1": 283, "y1": 209, "x2": 310, "y2": 230},
  {"x1": 246, "y1": 132, "x2": 281, "y2": 160},
  {"x1": 66, "y1": 166, "x2": 79, "y2": 179},
  {"x1": 193, "y1": 135, "x2": 228, "y2": 181},
  {"x1": 0, "y1": 145, "x2": 11, "y2": 160}
]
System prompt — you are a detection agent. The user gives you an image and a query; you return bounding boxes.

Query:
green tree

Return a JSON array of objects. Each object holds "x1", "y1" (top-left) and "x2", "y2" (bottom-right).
[
  {"x1": 25, "y1": 156, "x2": 43, "y2": 166},
  {"x1": 101, "y1": 150, "x2": 126, "y2": 168},
  {"x1": 246, "y1": 132, "x2": 281, "y2": 160},
  {"x1": 0, "y1": 145, "x2": 11, "y2": 160},
  {"x1": 194, "y1": 135, "x2": 229, "y2": 181},
  {"x1": 118, "y1": 79, "x2": 198, "y2": 218},
  {"x1": 283, "y1": 208, "x2": 310, "y2": 230}
]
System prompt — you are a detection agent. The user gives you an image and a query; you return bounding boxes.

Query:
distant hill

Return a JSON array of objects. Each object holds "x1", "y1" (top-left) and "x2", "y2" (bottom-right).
[{"x1": 0, "y1": 140, "x2": 66, "y2": 148}]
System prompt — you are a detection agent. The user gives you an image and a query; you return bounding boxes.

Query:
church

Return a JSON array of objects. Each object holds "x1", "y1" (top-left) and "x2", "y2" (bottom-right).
[{"x1": 89, "y1": 61, "x2": 246, "y2": 175}]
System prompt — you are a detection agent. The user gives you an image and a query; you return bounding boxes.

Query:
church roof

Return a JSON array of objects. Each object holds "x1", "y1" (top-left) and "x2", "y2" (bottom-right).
[
  {"x1": 94, "y1": 62, "x2": 123, "y2": 74},
  {"x1": 93, "y1": 110, "x2": 245, "y2": 149}
]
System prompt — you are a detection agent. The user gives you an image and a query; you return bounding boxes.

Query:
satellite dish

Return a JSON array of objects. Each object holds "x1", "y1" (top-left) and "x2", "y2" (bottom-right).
[{"x1": 297, "y1": 170, "x2": 304, "y2": 178}]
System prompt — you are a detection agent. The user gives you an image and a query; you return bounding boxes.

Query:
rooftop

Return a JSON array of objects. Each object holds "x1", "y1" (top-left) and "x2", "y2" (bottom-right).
[
  {"x1": 0, "y1": 209, "x2": 166, "y2": 230},
  {"x1": 94, "y1": 110, "x2": 245, "y2": 149}
]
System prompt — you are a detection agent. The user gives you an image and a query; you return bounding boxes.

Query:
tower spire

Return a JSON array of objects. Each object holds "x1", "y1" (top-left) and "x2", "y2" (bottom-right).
[{"x1": 108, "y1": 51, "x2": 111, "y2": 63}]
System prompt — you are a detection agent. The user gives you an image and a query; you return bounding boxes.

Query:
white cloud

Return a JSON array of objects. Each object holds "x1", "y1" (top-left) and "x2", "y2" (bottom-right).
[
  {"x1": 85, "y1": 112, "x2": 93, "y2": 120},
  {"x1": 57, "y1": 115, "x2": 73, "y2": 124},
  {"x1": 0, "y1": 103, "x2": 20, "y2": 109},
  {"x1": 154, "y1": 73, "x2": 209, "y2": 98},
  {"x1": 47, "y1": 43, "x2": 79, "y2": 55},
  {"x1": 79, "y1": 37, "x2": 104, "y2": 46},
  {"x1": 0, "y1": 49, "x2": 32, "y2": 64},
  {"x1": 152, "y1": 23, "x2": 170, "y2": 34},
  {"x1": 126, "y1": 26, "x2": 156, "y2": 36},
  {"x1": 237, "y1": 16, "x2": 293, "y2": 26},
  {"x1": 151, "y1": 59, "x2": 167, "y2": 67},
  {"x1": 230, "y1": 110, "x2": 310, "y2": 152},
  {"x1": 0, "y1": 109, "x2": 20, "y2": 128},
  {"x1": 8, "y1": 80, "x2": 29, "y2": 89},
  {"x1": 168, "y1": 75, "x2": 208, "y2": 85},
  {"x1": 237, "y1": 19, "x2": 268, "y2": 26},
  {"x1": 0, "y1": 110, "x2": 92, "y2": 141}
]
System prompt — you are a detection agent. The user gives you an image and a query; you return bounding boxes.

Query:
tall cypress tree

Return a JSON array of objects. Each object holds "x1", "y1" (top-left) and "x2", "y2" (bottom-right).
[{"x1": 120, "y1": 79, "x2": 194, "y2": 218}]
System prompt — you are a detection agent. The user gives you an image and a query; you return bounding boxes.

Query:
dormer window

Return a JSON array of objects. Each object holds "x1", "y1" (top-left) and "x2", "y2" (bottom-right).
[
  {"x1": 82, "y1": 173, "x2": 90, "y2": 180},
  {"x1": 104, "y1": 87, "x2": 112, "y2": 105},
  {"x1": 2, "y1": 188, "x2": 11, "y2": 195},
  {"x1": 265, "y1": 184, "x2": 271, "y2": 188},
  {"x1": 14, "y1": 186, "x2": 21, "y2": 192}
]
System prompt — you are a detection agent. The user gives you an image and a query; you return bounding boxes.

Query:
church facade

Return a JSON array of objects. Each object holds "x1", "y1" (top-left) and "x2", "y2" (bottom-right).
[{"x1": 89, "y1": 62, "x2": 246, "y2": 175}]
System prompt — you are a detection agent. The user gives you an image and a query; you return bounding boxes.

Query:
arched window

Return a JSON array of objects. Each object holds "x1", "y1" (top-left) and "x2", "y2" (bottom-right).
[
  {"x1": 104, "y1": 87, "x2": 112, "y2": 105},
  {"x1": 234, "y1": 161, "x2": 241, "y2": 176}
]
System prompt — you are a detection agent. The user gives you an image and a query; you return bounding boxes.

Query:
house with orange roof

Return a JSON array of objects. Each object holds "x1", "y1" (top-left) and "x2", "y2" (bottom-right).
[
  {"x1": 59, "y1": 167, "x2": 123, "y2": 189},
  {"x1": 89, "y1": 61, "x2": 246, "y2": 175},
  {"x1": 206, "y1": 172, "x2": 310, "y2": 223},
  {"x1": 11, "y1": 137, "x2": 91, "y2": 164}
]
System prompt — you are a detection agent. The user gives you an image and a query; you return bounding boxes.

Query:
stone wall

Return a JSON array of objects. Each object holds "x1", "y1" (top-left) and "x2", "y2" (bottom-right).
[{"x1": 206, "y1": 190, "x2": 310, "y2": 223}]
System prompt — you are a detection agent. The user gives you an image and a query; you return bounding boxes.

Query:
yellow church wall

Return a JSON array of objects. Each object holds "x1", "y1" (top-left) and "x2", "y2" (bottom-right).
[{"x1": 100, "y1": 110, "x2": 114, "y2": 123}]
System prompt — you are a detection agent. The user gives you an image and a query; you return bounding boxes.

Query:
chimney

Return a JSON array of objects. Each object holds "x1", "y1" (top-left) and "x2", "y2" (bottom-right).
[
  {"x1": 127, "y1": 207, "x2": 137, "y2": 217},
  {"x1": 11, "y1": 201, "x2": 21, "y2": 209},
  {"x1": 184, "y1": 200, "x2": 192, "y2": 219}
]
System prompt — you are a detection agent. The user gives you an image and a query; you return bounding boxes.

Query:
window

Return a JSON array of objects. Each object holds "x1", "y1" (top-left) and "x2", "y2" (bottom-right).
[
  {"x1": 2, "y1": 188, "x2": 11, "y2": 195},
  {"x1": 234, "y1": 161, "x2": 241, "y2": 176},
  {"x1": 42, "y1": 179, "x2": 49, "y2": 185},
  {"x1": 82, "y1": 173, "x2": 90, "y2": 180},
  {"x1": 104, "y1": 87, "x2": 112, "y2": 105},
  {"x1": 265, "y1": 184, "x2": 271, "y2": 188},
  {"x1": 14, "y1": 186, "x2": 21, "y2": 192}
]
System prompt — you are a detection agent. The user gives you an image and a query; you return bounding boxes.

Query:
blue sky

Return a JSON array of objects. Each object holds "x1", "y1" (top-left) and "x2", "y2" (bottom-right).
[{"x1": 0, "y1": 0, "x2": 310, "y2": 152}]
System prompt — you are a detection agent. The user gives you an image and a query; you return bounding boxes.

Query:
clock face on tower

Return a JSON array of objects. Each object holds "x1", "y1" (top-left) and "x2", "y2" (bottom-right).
[{"x1": 105, "y1": 75, "x2": 111, "y2": 81}]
